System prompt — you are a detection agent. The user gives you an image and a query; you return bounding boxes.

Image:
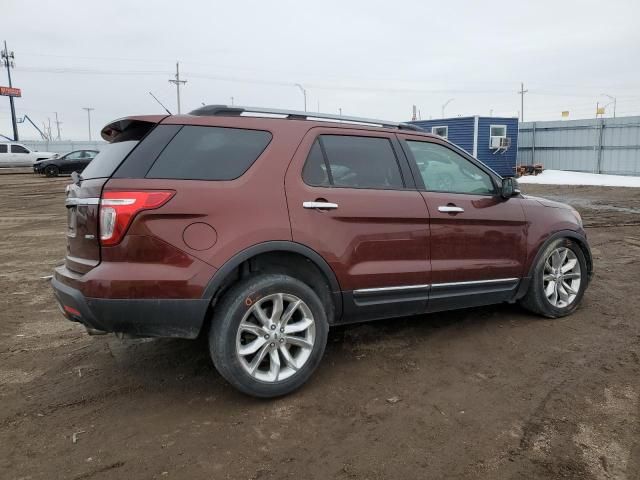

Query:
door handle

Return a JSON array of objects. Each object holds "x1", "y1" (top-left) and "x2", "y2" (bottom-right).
[
  {"x1": 438, "y1": 205, "x2": 464, "y2": 213},
  {"x1": 303, "y1": 201, "x2": 339, "y2": 210}
]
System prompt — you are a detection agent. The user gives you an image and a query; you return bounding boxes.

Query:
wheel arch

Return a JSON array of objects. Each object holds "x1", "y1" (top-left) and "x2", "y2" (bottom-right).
[
  {"x1": 515, "y1": 229, "x2": 593, "y2": 300},
  {"x1": 201, "y1": 241, "x2": 342, "y2": 324}
]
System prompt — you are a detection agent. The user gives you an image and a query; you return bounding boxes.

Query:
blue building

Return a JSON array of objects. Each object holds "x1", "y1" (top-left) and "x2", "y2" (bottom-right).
[{"x1": 409, "y1": 116, "x2": 519, "y2": 177}]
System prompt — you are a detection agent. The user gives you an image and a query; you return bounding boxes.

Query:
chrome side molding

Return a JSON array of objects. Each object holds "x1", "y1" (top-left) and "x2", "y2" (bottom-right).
[
  {"x1": 353, "y1": 278, "x2": 519, "y2": 295},
  {"x1": 65, "y1": 197, "x2": 100, "y2": 207}
]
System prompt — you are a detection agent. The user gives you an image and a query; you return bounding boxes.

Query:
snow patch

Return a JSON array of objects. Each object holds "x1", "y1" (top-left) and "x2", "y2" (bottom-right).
[{"x1": 517, "y1": 170, "x2": 640, "y2": 187}]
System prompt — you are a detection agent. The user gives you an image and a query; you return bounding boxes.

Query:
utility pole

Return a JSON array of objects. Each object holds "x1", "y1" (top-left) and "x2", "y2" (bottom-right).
[
  {"x1": 230, "y1": 96, "x2": 234, "y2": 106},
  {"x1": 518, "y1": 82, "x2": 528, "y2": 122},
  {"x1": 294, "y1": 83, "x2": 307, "y2": 112},
  {"x1": 168, "y1": 62, "x2": 187, "y2": 114},
  {"x1": 82, "y1": 107, "x2": 94, "y2": 141},
  {"x1": 441, "y1": 98, "x2": 454, "y2": 118},
  {"x1": 1, "y1": 40, "x2": 18, "y2": 141},
  {"x1": 338, "y1": 107, "x2": 342, "y2": 116},
  {"x1": 54, "y1": 112, "x2": 62, "y2": 140}
]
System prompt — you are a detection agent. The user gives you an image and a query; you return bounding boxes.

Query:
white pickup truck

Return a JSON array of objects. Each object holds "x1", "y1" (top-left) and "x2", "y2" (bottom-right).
[{"x1": 0, "y1": 142, "x2": 58, "y2": 167}]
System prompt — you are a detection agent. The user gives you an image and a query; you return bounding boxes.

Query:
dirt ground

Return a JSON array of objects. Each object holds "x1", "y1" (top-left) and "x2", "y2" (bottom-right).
[{"x1": 1, "y1": 172, "x2": 639, "y2": 480}]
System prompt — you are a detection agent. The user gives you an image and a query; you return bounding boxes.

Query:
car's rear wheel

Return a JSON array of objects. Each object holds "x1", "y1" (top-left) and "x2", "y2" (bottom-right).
[
  {"x1": 520, "y1": 238, "x2": 588, "y2": 318},
  {"x1": 44, "y1": 165, "x2": 59, "y2": 177},
  {"x1": 209, "y1": 274, "x2": 328, "y2": 398}
]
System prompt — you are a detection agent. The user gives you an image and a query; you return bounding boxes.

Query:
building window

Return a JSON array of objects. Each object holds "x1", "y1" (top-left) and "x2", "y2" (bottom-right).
[
  {"x1": 431, "y1": 126, "x2": 448, "y2": 139},
  {"x1": 489, "y1": 125, "x2": 508, "y2": 149},
  {"x1": 490, "y1": 125, "x2": 507, "y2": 138}
]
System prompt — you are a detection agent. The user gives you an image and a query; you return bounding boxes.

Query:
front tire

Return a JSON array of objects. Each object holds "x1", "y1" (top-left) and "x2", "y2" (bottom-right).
[
  {"x1": 520, "y1": 238, "x2": 588, "y2": 318},
  {"x1": 209, "y1": 274, "x2": 329, "y2": 398},
  {"x1": 44, "y1": 165, "x2": 59, "y2": 177}
]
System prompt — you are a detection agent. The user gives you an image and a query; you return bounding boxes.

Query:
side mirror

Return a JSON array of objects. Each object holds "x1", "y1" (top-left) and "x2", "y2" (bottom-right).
[{"x1": 501, "y1": 177, "x2": 520, "y2": 199}]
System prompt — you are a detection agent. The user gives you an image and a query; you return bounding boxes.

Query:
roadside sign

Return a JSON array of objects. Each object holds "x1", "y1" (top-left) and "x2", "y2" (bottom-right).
[
  {"x1": 596, "y1": 107, "x2": 605, "y2": 115},
  {"x1": 561, "y1": 111, "x2": 569, "y2": 118},
  {"x1": 0, "y1": 86, "x2": 21, "y2": 97}
]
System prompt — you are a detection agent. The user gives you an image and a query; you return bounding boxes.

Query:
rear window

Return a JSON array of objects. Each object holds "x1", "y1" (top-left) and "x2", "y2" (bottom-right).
[
  {"x1": 145, "y1": 126, "x2": 272, "y2": 181},
  {"x1": 80, "y1": 141, "x2": 138, "y2": 179},
  {"x1": 82, "y1": 120, "x2": 158, "y2": 179}
]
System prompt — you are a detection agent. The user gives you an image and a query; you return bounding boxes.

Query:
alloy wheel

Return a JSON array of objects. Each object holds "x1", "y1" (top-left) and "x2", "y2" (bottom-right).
[
  {"x1": 543, "y1": 247, "x2": 582, "y2": 308},
  {"x1": 235, "y1": 293, "x2": 316, "y2": 382}
]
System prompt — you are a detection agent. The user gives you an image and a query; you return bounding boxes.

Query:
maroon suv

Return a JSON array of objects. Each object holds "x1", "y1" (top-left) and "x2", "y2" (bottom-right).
[{"x1": 52, "y1": 106, "x2": 592, "y2": 397}]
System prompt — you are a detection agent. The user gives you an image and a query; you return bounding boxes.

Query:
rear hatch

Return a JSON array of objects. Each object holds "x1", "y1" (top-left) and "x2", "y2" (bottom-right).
[{"x1": 64, "y1": 116, "x2": 166, "y2": 274}]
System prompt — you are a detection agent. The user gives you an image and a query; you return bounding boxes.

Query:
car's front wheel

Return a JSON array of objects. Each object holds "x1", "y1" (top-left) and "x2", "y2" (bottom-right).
[
  {"x1": 44, "y1": 165, "x2": 59, "y2": 177},
  {"x1": 520, "y1": 238, "x2": 588, "y2": 318},
  {"x1": 209, "y1": 274, "x2": 329, "y2": 398}
]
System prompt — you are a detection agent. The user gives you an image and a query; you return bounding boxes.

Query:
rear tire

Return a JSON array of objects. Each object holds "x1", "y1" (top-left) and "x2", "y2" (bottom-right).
[
  {"x1": 209, "y1": 274, "x2": 329, "y2": 398},
  {"x1": 44, "y1": 165, "x2": 59, "y2": 177},
  {"x1": 520, "y1": 238, "x2": 588, "y2": 318}
]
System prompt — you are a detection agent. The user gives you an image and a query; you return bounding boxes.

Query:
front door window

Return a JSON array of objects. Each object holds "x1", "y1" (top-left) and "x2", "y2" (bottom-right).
[{"x1": 405, "y1": 141, "x2": 495, "y2": 195}]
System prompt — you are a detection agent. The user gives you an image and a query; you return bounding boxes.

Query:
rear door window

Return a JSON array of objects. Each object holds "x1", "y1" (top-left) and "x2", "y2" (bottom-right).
[
  {"x1": 0, "y1": 145, "x2": 7, "y2": 153},
  {"x1": 302, "y1": 135, "x2": 404, "y2": 190},
  {"x1": 146, "y1": 126, "x2": 272, "y2": 180}
]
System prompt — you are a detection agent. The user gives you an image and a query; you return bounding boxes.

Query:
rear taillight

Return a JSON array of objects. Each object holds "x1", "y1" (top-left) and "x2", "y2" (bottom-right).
[{"x1": 99, "y1": 190, "x2": 174, "y2": 246}]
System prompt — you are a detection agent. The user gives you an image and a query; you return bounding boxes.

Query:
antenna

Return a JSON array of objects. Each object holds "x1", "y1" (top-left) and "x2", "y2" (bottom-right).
[{"x1": 149, "y1": 92, "x2": 172, "y2": 115}]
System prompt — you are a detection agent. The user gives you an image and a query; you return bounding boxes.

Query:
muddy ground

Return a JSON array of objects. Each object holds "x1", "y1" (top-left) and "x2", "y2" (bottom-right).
[{"x1": 0, "y1": 172, "x2": 639, "y2": 480}]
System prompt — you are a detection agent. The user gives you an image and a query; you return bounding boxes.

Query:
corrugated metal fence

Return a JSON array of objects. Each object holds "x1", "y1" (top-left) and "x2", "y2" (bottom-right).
[
  {"x1": 517, "y1": 116, "x2": 640, "y2": 176},
  {"x1": 21, "y1": 140, "x2": 106, "y2": 154}
]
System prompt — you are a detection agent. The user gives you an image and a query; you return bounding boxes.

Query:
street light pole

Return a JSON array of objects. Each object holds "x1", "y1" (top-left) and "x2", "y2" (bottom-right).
[
  {"x1": 82, "y1": 107, "x2": 94, "y2": 141},
  {"x1": 441, "y1": 98, "x2": 454, "y2": 118},
  {"x1": 601, "y1": 93, "x2": 616, "y2": 118},
  {"x1": 294, "y1": 83, "x2": 307, "y2": 112}
]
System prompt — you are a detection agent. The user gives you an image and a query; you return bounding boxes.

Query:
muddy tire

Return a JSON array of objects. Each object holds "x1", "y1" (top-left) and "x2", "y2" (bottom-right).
[
  {"x1": 209, "y1": 274, "x2": 329, "y2": 398},
  {"x1": 520, "y1": 238, "x2": 588, "y2": 318}
]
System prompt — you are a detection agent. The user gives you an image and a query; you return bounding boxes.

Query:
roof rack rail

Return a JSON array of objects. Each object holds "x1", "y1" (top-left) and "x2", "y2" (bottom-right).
[{"x1": 188, "y1": 105, "x2": 423, "y2": 132}]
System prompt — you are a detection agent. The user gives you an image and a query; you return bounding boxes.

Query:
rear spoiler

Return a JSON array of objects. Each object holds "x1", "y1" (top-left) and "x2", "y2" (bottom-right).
[{"x1": 101, "y1": 115, "x2": 168, "y2": 143}]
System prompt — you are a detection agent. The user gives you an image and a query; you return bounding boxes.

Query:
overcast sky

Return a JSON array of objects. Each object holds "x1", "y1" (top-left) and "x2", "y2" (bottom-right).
[{"x1": 2, "y1": 0, "x2": 639, "y2": 140}]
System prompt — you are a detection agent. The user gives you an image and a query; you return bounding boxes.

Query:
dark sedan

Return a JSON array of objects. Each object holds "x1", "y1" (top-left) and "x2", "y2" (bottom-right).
[{"x1": 34, "y1": 150, "x2": 99, "y2": 177}]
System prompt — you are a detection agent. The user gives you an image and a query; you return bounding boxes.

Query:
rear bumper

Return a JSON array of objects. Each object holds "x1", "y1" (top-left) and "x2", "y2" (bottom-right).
[{"x1": 51, "y1": 275, "x2": 210, "y2": 339}]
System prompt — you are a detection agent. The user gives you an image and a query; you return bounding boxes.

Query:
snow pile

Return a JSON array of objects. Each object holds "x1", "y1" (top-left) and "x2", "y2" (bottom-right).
[{"x1": 517, "y1": 170, "x2": 640, "y2": 187}]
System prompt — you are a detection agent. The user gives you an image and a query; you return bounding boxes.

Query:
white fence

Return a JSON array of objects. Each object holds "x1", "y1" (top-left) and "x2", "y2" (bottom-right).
[
  {"x1": 21, "y1": 140, "x2": 106, "y2": 154},
  {"x1": 517, "y1": 116, "x2": 640, "y2": 176}
]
